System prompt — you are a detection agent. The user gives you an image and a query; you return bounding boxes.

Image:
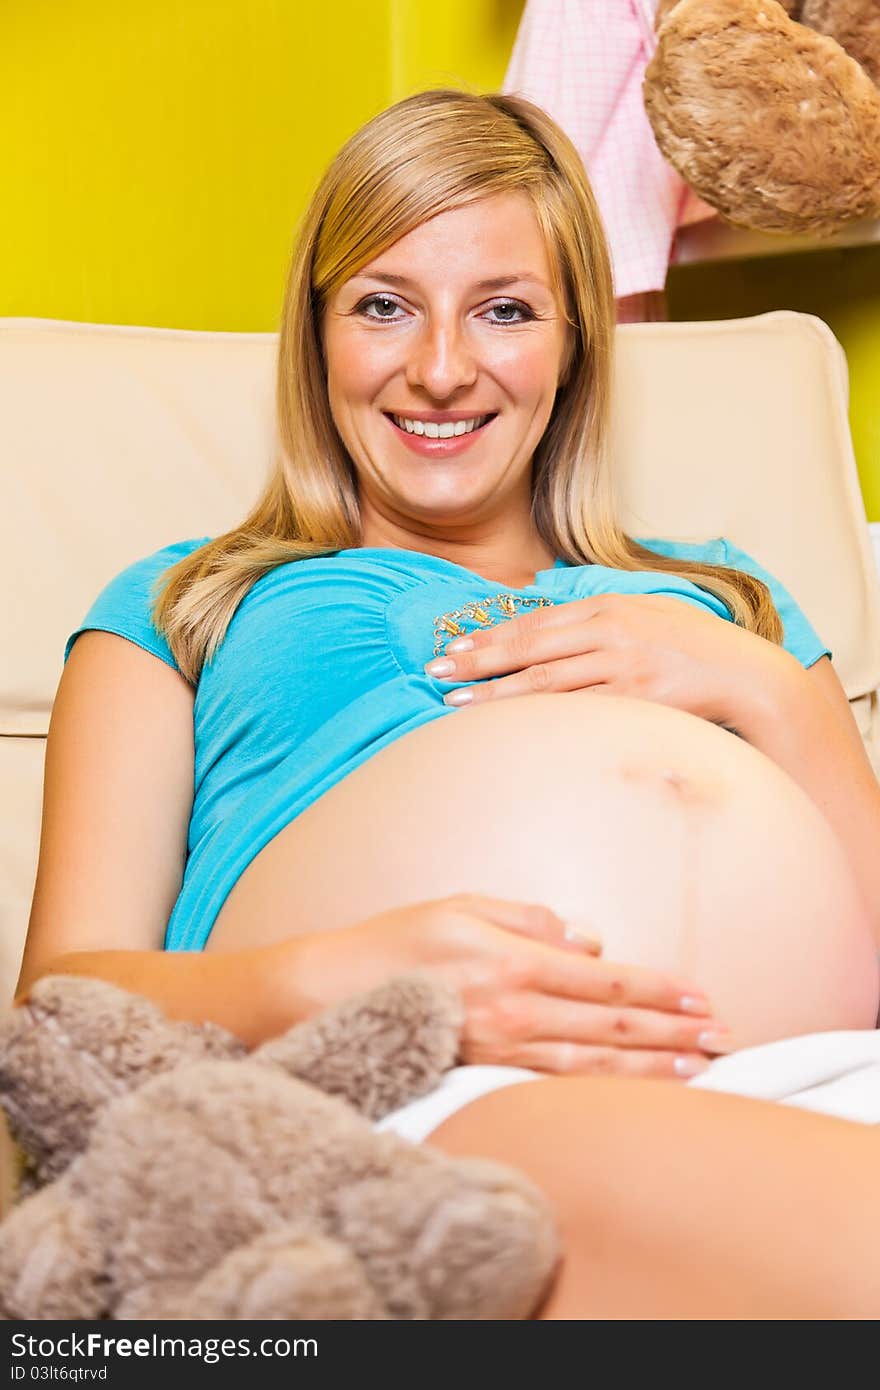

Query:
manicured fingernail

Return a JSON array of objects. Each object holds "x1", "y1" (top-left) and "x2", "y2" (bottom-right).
[
  {"x1": 445, "y1": 637, "x2": 474, "y2": 654},
  {"x1": 564, "y1": 923, "x2": 602, "y2": 951},
  {"x1": 425, "y1": 658, "x2": 456, "y2": 677},
  {"x1": 674, "y1": 1056, "x2": 711, "y2": 1078},
  {"x1": 679, "y1": 994, "x2": 711, "y2": 1015},
  {"x1": 698, "y1": 1030, "x2": 733, "y2": 1055},
  {"x1": 444, "y1": 689, "x2": 473, "y2": 706}
]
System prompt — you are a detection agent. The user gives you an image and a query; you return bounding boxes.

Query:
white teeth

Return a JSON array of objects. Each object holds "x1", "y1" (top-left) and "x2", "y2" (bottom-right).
[{"x1": 392, "y1": 414, "x2": 488, "y2": 437}]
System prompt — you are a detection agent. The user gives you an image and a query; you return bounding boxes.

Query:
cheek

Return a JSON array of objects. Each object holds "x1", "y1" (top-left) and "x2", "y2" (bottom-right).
[
  {"x1": 325, "y1": 328, "x2": 385, "y2": 407},
  {"x1": 489, "y1": 336, "x2": 564, "y2": 401}
]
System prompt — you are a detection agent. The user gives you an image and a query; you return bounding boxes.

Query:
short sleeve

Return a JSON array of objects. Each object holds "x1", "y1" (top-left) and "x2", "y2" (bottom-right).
[
  {"x1": 636, "y1": 534, "x2": 832, "y2": 669},
  {"x1": 718, "y1": 537, "x2": 832, "y2": 670},
  {"x1": 63, "y1": 537, "x2": 212, "y2": 672}
]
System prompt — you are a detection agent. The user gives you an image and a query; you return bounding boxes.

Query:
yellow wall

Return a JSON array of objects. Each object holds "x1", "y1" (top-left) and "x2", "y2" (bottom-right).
[
  {"x1": 3, "y1": 0, "x2": 878, "y2": 515},
  {"x1": 2, "y1": 2, "x2": 391, "y2": 331},
  {"x1": 0, "y1": 0, "x2": 522, "y2": 332},
  {"x1": 390, "y1": 0, "x2": 525, "y2": 99}
]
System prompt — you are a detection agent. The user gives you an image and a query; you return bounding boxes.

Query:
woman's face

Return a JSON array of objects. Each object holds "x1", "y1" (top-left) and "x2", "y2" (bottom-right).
[{"x1": 321, "y1": 191, "x2": 574, "y2": 547}]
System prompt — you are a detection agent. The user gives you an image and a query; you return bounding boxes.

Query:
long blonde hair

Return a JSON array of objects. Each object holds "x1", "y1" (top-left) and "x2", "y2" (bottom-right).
[{"x1": 153, "y1": 87, "x2": 781, "y2": 684}]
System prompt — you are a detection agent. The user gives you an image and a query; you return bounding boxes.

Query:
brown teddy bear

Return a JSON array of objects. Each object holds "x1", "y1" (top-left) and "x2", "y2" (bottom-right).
[
  {"x1": 0, "y1": 975, "x2": 559, "y2": 1320},
  {"x1": 644, "y1": 0, "x2": 880, "y2": 235}
]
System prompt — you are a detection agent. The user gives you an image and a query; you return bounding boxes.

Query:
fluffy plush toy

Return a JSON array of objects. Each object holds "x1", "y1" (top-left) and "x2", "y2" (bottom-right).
[
  {"x1": 644, "y1": 0, "x2": 880, "y2": 234},
  {"x1": 0, "y1": 975, "x2": 558, "y2": 1320}
]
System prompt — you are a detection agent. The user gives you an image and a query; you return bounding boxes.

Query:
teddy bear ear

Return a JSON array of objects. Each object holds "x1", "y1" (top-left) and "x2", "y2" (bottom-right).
[
  {"x1": 16, "y1": 975, "x2": 243, "y2": 1068},
  {"x1": 0, "y1": 976, "x2": 245, "y2": 1187},
  {"x1": 252, "y1": 974, "x2": 464, "y2": 1120},
  {"x1": 0, "y1": 978, "x2": 161, "y2": 1187},
  {"x1": 16, "y1": 975, "x2": 166, "y2": 1040}
]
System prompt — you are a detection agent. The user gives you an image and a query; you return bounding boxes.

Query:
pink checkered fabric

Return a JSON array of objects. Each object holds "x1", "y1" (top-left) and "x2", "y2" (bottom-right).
[{"x1": 503, "y1": 0, "x2": 716, "y2": 300}]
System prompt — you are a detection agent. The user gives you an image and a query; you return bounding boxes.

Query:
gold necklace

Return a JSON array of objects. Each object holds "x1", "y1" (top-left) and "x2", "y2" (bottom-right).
[{"x1": 432, "y1": 593, "x2": 558, "y2": 658}]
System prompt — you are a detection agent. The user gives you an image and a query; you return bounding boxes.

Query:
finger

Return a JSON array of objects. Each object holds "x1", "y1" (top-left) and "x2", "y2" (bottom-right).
[
  {"x1": 496, "y1": 994, "x2": 731, "y2": 1055},
  {"x1": 443, "y1": 653, "x2": 616, "y2": 705},
  {"x1": 449, "y1": 892, "x2": 602, "y2": 955},
  {"x1": 429, "y1": 622, "x2": 607, "y2": 685},
  {"x1": 443, "y1": 597, "x2": 606, "y2": 659},
  {"x1": 524, "y1": 945, "x2": 715, "y2": 1017},
  {"x1": 479, "y1": 1040, "x2": 715, "y2": 1080}
]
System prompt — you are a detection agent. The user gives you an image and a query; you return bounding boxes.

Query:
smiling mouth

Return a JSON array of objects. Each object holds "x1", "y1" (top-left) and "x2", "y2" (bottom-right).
[{"x1": 384, "y1": 413, "x2": 498, "y2": 439}]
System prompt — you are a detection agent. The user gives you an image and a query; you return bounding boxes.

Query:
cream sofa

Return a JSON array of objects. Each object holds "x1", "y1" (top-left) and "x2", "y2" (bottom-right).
[{"x1": 2, "y1": 311, "x2": 880, "y2": 1010}]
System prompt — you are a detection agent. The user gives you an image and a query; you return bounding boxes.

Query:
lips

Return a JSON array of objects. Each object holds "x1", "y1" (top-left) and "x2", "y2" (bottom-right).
[
  {"x1": 384, "y1": 412, "x2": 497, "y2": 435},
  {"x1": 383, "y1": 411, "x2": 497, "y2": 457}
]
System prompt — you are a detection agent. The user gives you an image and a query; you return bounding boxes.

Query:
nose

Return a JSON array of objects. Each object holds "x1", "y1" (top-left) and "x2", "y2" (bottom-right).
[{"x1": 404, "y1": 316, "x2": 478, "y2": 399}]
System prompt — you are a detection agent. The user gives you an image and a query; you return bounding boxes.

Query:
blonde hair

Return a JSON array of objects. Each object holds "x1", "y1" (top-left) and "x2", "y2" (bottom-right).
[{"x1": 153, "y1": 87, "x2": 782, "y2": 684}]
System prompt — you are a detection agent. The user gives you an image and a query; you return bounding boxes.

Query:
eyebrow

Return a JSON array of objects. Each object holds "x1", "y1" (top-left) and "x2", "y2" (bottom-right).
[{"x1": 348, "y1": 271, "x2": 551, "y2": 293}]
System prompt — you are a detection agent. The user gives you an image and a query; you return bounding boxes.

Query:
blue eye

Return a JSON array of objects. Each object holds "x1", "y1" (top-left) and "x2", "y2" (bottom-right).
[
  {"x1": 485, "y1": 300, "x2": 534, "y2": 324},
  {"x1": 354, "y1": 295, "x2": 536, "y2": 324},
  {"x1": 358, "y1": 295, "x2": 405, "y2": 321}
]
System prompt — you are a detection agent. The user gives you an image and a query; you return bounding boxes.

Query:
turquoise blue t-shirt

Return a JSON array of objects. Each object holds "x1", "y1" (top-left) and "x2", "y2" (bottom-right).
[{"x1": 63, "y1": 536, "x2": 831, "y2": 952}]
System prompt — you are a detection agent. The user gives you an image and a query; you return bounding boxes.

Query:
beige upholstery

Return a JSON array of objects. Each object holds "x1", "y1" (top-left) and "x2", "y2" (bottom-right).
[{"x1": 3, "y1": 311, "x2": 879, "y2": 1006}]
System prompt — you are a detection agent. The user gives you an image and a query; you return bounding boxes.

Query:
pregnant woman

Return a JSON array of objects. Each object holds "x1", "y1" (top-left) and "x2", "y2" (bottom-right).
[{"x1": 18, "y1": 89, "x2": 880, "y2": 1317}]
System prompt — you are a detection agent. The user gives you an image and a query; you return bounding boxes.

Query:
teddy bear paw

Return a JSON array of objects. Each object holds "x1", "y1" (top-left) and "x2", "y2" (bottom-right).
[{"x1": 175, "y1": 1223, "x2": 390, "y2": 1321}]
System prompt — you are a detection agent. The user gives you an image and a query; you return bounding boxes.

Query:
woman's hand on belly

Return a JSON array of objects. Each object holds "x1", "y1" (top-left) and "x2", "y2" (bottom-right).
[{"x1": 291, "y1": 892, "x2": 731, "y2": 1079}]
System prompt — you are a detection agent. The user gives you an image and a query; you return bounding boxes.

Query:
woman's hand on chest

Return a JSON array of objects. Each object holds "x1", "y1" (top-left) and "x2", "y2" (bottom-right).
[{"x1": 424, "y1": 592, "x2": 798, "y2": 727}]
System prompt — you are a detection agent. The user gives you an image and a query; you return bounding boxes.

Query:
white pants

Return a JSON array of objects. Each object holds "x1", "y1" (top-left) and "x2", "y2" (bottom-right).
[
  {"x1": 374, "y1": 1065, "x2": 540, "y2": 1144},
  {"x1": 374, "y1": 1030, "x2": 880, "y2": 1144}
]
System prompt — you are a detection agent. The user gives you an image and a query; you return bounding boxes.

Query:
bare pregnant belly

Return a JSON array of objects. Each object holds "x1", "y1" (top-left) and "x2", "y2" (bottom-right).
[{"x1": 207, "y1": 692, "x2": 880, "y2": 1047}]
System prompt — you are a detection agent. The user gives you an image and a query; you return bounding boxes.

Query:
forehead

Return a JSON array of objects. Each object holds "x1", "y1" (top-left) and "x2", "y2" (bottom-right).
[{"x1": 351, "y1": 191, "x2": 554, "y2": 285}]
